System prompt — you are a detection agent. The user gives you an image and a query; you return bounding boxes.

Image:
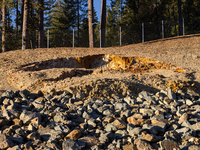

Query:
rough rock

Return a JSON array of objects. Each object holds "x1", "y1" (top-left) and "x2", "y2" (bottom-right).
[
  {"x1": 0, "y1": 133, "x2": 14, "y2": 149},
  {"x1": 159, "y1": 139, "x2": 180, "y2": 150},
  {"x1": 134, "y1": 138, "x2": 153, "y2": 150},
  {"x1": 62, "y1": 139, "x2": 81, "y2": 150},
  {"x1": 66, "y1": 129, "x2": 82, "y2": 140}
]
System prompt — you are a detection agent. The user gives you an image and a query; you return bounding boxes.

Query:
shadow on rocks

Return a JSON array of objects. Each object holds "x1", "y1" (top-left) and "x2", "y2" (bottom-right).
[{"x1": 70, "y1": 78, "x2": 160, "y2": 99}]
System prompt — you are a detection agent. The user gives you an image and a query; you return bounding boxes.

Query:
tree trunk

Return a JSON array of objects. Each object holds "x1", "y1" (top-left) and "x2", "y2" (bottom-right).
[
  {"x1": 120, "y1": 0, "x2": 122, "y2": 19},
  {"x1": 2, "y1": 0, "x2": 6, "y2": 52},
  {"x1": 22, "y1": 0, "x2": 29, "y2": 50},
  {"x1": 88, "y1": 0, "x2": 95, "y2": 47},
  {"x1": 77, "y1": 0, "x2": 80, "y2": 47},
  {"x1": 178, "y1": 0, "x2": 182, "y2": 35},
  {"x1": 16, "y1": 0, "x2": 19, "y2": 34},
  {"x1": 155, "y1": 0, "x2": 160, "y2": 39},
  {"x1": 30, "y1": 1, "x2": 35, "y2": 49},
  {"x1": 31, "y1": 2, "x2": 35, "y2": 49},
  {"x1": 21, "y1": 0, "x2": 24, "y2": 32},
  {"x1": 133, "y1": 0, "x2": 136, "y2": 20},
  {"x1": 38, "y1": 0, "x2": 44, "y2": 48},
  {"x1": 16, "y1": 0, "x2": 19, "y2": 49},
  {"x1": 100, "y1": 0, "x2": 106, "y2": 47},
  {"x1": 167, "y1": 6, "x2": 170, "y2": 37},
  {"x1": 172, "y1": 4, "x2": 177, "y2": 36}
]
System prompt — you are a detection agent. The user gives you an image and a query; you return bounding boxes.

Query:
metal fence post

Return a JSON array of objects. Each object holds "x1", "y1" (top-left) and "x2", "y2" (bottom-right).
[
  {"x1": 142, "y1": 23, "x2": 144, "y2": 43},
  {"x1": 100, "y1": 29, "x2": 101, "y2": 48},
  {"x1": 162, "y1": 20, "x2": 164, "y2": 39},
  {"x1": 183, "y1": 18, "x2": 185, "y2": 35},
  {"x1": 120, "y1": 27, "x2": 122, "y2": 46},
  {"x1": 73, "y1": 29, "x2": 74, "y2": 47},
  {"x1": 47, "y1": 29, "x2": 49, "y2": 48}
]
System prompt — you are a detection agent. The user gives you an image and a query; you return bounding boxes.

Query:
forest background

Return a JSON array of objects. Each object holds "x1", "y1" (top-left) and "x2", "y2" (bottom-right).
[{"x1": 0, "y1": 0, "x2": 200, "y2": 52}]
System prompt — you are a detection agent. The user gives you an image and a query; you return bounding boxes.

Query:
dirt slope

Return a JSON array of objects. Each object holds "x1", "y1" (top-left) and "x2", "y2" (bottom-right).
[{"x1": 0, "y1": 34, "x2": 200, "y2": 95}]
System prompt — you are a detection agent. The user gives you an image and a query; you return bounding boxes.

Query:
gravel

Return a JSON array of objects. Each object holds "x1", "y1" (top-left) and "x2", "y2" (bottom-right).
[{"x1": 0, "y1": 79, "x2": 200, "y2": 150}]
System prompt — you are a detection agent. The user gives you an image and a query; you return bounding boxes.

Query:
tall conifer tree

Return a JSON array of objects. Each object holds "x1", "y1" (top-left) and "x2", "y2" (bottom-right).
[
  {"x1": 2, "y1": 0, "x2": 6, "y2": 52},
  {"x1": 38, "y1": 0, "x2": 44, "y2": 48},
  {"x1": 88, "y1": 0, "x2": 94, "y2": 47},
  {"x1": 100, "y1": 0, "x2": 106, "y2": 47},
  {"x1": 22, "y1": 0, "x2": 29, "y2": 50},
  {"x1": 178, "y1": 0, "x2": 182, "y2": 35}
]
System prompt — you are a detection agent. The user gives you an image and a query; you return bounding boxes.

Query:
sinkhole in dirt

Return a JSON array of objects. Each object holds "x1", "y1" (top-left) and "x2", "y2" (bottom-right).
[
  {"x1": 15, "y1": 54, "x2": 188, "y2": 88},
  {"x1": 8, "y1": 54, "x2": 199, "y2": 94},
  {"x1": 19, "y1": 54, "x2": 184, "y2": 74}
]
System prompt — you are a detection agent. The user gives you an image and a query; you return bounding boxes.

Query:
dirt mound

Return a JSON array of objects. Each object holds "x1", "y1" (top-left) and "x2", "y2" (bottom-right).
[
  {"x1": 5, "y1": 54, "x2": 198, "y2": 95},
  {"x1": 0, "y1": 34, "x2": 200, "y2": 95}
]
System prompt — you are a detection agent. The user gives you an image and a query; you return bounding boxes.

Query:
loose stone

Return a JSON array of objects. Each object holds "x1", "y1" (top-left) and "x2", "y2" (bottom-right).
[{"x1": 0, "y1": 85, "x2": 199, "y2": 149}]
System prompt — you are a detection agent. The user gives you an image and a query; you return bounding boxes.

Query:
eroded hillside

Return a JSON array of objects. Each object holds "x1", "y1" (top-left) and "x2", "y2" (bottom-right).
[{"x1": 0, "y1": 34, "x2": 200, "y2": 95}]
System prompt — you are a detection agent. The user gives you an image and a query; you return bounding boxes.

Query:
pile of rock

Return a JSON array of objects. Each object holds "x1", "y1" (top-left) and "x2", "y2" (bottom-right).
[{"x1": 0, "y1": 84, "x2": 200, "y2": 150}]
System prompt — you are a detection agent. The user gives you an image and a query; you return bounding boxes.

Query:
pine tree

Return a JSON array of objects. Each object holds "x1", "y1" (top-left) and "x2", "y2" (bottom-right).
[
  {"x1": 38, "y1": 0, "x2": 44, "y2": 48},
  {"x1": 29, "y1": 0, "x2": 35, "y2": 49},
  {"x1": 79, "y1": 2, "x2": 97, "y2": 47},
  {"x1": 2, "y1": 0, "x2": 6, "y2": 52},
  {"x1": 21, "y1": 0, "x2": 24, "y2": 32},
  {"x1": 100, "y1": 0, "x2": 106, "y2": 47},
  {"x1": 77, "y1": 0, "x2": 80, "y2": 47},
  {"x1": 182, "y1": 0, "x2": 200, "y2": 34},
  {"x1": 22, "y1": 0, "x2": 29, "y2": 50},
  {"x1": 79, "y1": 18, "x2": 89, "y2": 47},
  {"x1": 50, "y1": 0, "x2": 76, "y2": 29},
  {"x1": 49, "y1": 0, "x2": 77, "y2": 47},
  {"x1": 106, "y1": 0, "x2": 120, "y2": 46},
  {"x1": 15, "y1": 0, "x2": 19, "y2": 41},
  {"x1": 76, "y1": 0, "x2": 88, "y2": 47},
  {"x1": 178, "y1": 0, "x2": 182, "y2": 35},
  {"x1": 88, "y1": 0, "x2": 95, "y2": 47}
]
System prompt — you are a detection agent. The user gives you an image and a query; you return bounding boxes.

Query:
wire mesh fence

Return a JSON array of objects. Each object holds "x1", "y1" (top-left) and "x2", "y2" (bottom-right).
[
  {"x1": 1, "y1": 18, "x2": 200, "y2": 52},
  {"x1": 48, "y1": 28, "x2": 72, "y2": 48},
  {"x1": 184, "y1": 17, "x2": 200, "y2": 35},
  {"x1": 122, "y1": 23, "x2": 142, "y2": 45},
  {"x1": 24, "y1": 30, "x2": 48, "y2": 49},
  {"x1": 41, "y1": 18, "x2": 200, "y2": 48}
]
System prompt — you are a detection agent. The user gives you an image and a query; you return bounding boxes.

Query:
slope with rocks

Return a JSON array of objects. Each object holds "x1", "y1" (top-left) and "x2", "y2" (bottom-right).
[{"x1": 0, "y1": 34, "x2": 200, "y2": 149}]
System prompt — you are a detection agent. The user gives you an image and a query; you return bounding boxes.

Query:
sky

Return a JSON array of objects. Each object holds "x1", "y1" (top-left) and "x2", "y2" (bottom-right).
[
  {"x1": 94, "y1": 1, "x2": 102, "y2": 21},
  {"x1": 94, "y1": 0, "x2": 111, "y2": 21}
]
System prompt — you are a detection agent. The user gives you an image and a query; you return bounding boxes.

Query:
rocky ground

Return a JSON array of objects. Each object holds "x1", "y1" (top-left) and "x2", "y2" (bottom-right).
[
  {"x1": 0, "y1": 87, "x2": 200, "y2": 150},
  {"x1": 0, "y1": 34, "x2": 200, "y2": 149}
]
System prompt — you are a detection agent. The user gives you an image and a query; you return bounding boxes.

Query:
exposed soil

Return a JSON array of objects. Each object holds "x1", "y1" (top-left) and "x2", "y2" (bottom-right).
[{"x1": 0, "y1": 34, "x2": 200, "y2": 95}]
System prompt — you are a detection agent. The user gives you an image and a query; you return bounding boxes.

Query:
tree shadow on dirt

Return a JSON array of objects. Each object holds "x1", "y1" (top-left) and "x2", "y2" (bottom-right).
[
  {"x1": 17, "y1": 57, "x2": 103, "y2": 80},
  {"x1": 69, "y1": 77, "x2": 200, "y2": 100},
  {"x1": 185, "y1": 72, "x2": 200, "y2": 93},
  {"x1": 18, "y1": 55, "x2": 106, "y2": 72},
  {"x1": 18, "y1": 58, "x2": 81, "y2": 71},
  {"x1": 190, "y1": 81, "x2": 200, "y2": 94},
  {"x1": 69, "y1": 78, "x2": 161, "y2": 99},
  {"x1": 45, "y1": 70, "x2": 93, "y2": 81},
  {"x1": 144, "y1": 34, "x2": 200, "y2": 44},
  {"x1": 0, "y1": 90, "x2": 6, "y2": 95},
  {"x1": 124, "y1": 80, "x2": 161, "y2": 96}
]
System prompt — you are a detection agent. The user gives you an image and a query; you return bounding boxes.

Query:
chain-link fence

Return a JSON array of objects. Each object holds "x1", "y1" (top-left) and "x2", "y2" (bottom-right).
[
  {"x1": 44, "y1": 17, "x2": 200, "y2": 47},
  {"x1": 1, "y1": 17, "x2": 200, "y2": 52}
]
